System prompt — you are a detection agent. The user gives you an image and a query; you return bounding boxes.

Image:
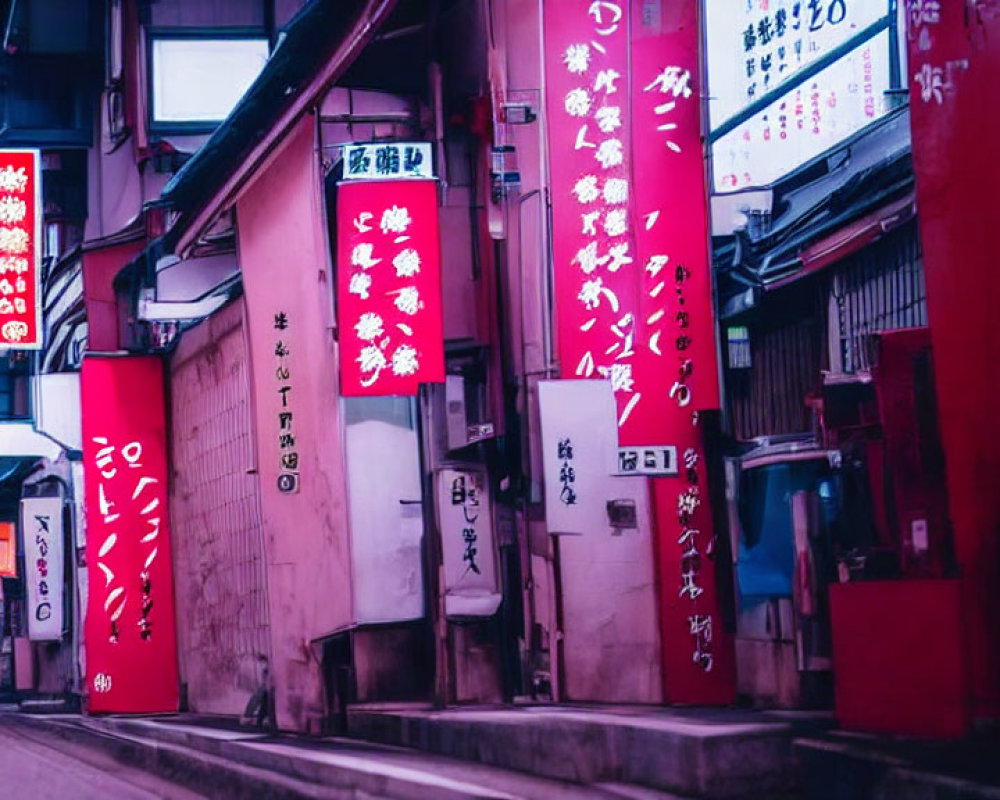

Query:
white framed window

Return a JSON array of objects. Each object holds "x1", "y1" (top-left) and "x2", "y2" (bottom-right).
[
  {"x1": 108, "y1": 0, "x2": 124, "y2": 83},
  {"x1": 149, "y1": 35, "x2": 268, "y2": 130}
]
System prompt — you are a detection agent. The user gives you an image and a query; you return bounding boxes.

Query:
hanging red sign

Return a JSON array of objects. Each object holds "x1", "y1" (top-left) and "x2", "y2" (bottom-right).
[
  {"x1": 542, "y1": 2, "x2": 718, "y2": 445},
  {"x1": 0, "y1": 150, "x2": 41, "y2": 348},
  {"x1": 543, "y1": 0, "x2": 733, "y2": 703},
  {"x1": 542, "y1": 1, "x2": 639, "y2": 433},
  {"x1": 336, "y1": 179, "x2": 446, "y2": 396},
  {"x1": 81, "y1": 356, "x2": 179, "y2": 713},
  {"x1": 0, "y1": 521, "x2": 15, "y2": 577}
]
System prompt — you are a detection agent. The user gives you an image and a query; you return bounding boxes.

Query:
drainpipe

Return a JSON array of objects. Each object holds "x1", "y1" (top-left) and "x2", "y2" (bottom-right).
[{"x1": 429, "y1": 61, "x2": 448, "y2": 195}]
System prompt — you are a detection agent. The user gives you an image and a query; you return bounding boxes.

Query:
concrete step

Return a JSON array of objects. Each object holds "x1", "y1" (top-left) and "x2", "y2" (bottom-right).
[
  {"x1": 795, "y1": 736, "x2": 1000, "y2": 800},
  {"x1": 8, "y1": 713, "x2": 326, "y2": 799},
  {"x1": 595, "y1": 782, "x2": 698, "y2": 800},
  {"x1": 19, "y1": 695, "x2": 78, "y2": 714},
  {"x1": 10, "y1": 712, "x2": 683, "y2": 800},
  {"x1": 346, "y1": 704, "x2": 803, "y2": 799}
]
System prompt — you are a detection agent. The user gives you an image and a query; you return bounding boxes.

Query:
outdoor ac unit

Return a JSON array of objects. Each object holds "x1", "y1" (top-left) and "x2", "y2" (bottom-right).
[{"x1": 445, "y1": 373, "x2": 494, "y2": 452}]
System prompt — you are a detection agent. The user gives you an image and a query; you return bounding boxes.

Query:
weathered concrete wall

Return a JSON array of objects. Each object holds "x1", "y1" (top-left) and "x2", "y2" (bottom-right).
[
  {"x1": 236, "y1": 115, "x2": 354, "y2": 731},
  {"x1": 168, "y1": 297, "x2": 270, "y2": 717}
]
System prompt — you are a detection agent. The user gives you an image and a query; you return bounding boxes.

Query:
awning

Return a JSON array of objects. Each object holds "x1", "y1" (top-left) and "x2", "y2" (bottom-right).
[{"x1": 765, "y1": 191, "x2": 917, "y2": 292}]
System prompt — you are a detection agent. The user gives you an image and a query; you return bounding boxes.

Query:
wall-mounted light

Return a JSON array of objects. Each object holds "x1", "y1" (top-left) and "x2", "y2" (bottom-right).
[{"x1": 500, "y1": 102, "x2": 536, "y2": 125}]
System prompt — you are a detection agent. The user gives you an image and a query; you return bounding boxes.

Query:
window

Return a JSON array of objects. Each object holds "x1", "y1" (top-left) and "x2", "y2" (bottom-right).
[
  {"x1": 148, "y1": 34, "x2": 269, "y2": 131},
  {"x1": 0, "y1": 353, "x2": 31, "y2": 420}
]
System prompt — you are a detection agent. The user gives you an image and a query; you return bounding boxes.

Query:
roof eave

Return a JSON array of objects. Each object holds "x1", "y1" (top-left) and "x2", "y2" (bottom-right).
[{"x1": 162, "y1": 0, "x2": 398, "y2": 258}]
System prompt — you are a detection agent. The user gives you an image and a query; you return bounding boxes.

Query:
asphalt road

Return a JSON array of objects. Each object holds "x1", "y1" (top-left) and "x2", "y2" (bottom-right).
[{"x1": 0, "y1": 714, "x2": 206, "y2": 800}]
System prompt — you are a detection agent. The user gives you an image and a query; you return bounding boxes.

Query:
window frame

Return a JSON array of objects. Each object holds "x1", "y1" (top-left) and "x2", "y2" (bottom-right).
[{"x1": 145, "y1": 27, "x2": 269, "y2": 135}]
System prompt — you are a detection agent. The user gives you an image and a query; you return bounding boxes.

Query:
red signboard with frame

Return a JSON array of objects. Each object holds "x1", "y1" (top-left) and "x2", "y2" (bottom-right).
[
  {"x1": 81, "y1": 356, "x2": 179, "y2": 713},
  {"x1": 0, "y1": 150, "x2": 41, "y2": 349},
  {"x1": 543, "y1": 0, "x2": 734, "y2": 702},
  {"x1": 336, "y1": 179, "x2": 445, "y2": 396}
]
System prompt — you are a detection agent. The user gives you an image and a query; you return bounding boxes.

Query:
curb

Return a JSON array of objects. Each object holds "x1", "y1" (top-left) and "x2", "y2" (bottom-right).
[{"x1": 346, "y1": 708, "x2": 800, "y2": 799}]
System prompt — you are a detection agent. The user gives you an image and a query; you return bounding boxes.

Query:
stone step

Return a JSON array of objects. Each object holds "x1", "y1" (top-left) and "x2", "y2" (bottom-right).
[
  {"x1": 795, "y1": 736, "x2": 1000, "y2": 800},
  {"x1": 12, "y1": 712, "x2": 686, "y2": 800},
  {"x1": 346, "y1": 704, "x2": 802, "y2": 799}
]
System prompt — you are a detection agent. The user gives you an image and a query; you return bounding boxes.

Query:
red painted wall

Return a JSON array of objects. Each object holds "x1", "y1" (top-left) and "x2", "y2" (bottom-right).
[
  {"x1": 907, "y1": 2, "x2": 1000, "y2": 721},
  {"x1": 830, "y1": 580, "x2": 966, "y2": 737},
  {"x1": 82, "y1": 239, "x2": 144, "y2": 352}
]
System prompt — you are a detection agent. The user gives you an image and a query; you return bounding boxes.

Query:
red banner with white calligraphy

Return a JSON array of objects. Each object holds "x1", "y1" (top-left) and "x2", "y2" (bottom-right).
[
  {"x1": 543, "y1": 0, "x2": 733, "y2": 702},
  {"x1": 0, "y1": 150, "x2": 41, "y2": 348},
  {"x1": 82, "y1": 356, "x2": 179, "y2": 713},
  {"x1": 336, "y1": 179, "x2": 445, "y2": 396}
]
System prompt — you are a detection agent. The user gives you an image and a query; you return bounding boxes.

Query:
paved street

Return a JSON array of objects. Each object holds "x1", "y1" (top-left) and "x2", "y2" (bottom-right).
[{"x1": 0, "y1": 714, "x2": 206, "y2": 800}]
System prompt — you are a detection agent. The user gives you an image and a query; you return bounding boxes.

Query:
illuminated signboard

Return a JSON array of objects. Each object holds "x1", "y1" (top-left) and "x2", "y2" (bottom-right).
[
  {"x1": 336, "y1": 179, "x2": 445, "y2": 396},
  {"x1": 705, "y1": 0, "x2": 886, "y2": 127},
  {"x1": 541, "y1": 0, "x2": 720, "y2": 443},
  {"x1": 82, "y1": 356, "x2": 179, "y2": 713},
  {"x1": 0, "y1": 151, "x2": 41, "y2": 348},
  {"x1": 542, "y1": 0, "x2": 731, "y2": 695},
  {"x1": 0, "y1": 521, "x2": 15, "y2": 577},
  {"x1": 713, "y1": 31, "x2": 892, "y2": 192},
  {"x1": 342, "y1": 143, "x2": 434, "y2": 181},
  {"x1": 704, "y1": 0, "x2": 896, "y2": 192}
]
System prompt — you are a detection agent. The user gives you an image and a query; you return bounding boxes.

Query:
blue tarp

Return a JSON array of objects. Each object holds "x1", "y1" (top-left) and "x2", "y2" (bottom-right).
[{"x1": 736, "y1": 462, "x2": 830, "y2": 607}]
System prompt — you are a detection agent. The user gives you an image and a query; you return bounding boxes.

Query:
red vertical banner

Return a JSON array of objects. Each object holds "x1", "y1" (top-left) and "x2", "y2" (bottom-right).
[
  {"x1": 542, "y1": 1, "x2": 637, "y2": 429},
  {"x1": 543, "y1": 0, "x2": 734, "y2": 702},
  {"x1": 907, "y1": 2, "x2": 1000, "y2": 720},
  {"x1": 81, "y1": 356, "x2": 179, "y2": 713},
  {"x1": 0, "y1": 150, "x2": 41, "y2": 348},
  {"x1": 336, "y1": 179, "x2": 445, "y2": 396},
  {"x1": 631, "y1": 0, "x2": 733, "y2": 705}
]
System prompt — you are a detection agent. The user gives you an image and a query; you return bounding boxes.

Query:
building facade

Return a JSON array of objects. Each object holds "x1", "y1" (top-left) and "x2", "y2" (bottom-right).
[{"x1": 0, "y1": 0, "x2": 995, "y2": 741}]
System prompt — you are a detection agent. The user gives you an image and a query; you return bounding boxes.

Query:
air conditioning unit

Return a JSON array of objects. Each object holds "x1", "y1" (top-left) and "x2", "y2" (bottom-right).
[{"x1": 445, "y1": 373, "x2": 494, "y2": 451}]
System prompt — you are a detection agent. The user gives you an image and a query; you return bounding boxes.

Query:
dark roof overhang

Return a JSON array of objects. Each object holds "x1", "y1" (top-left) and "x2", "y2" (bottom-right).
[{"x1": 158, "y1": 0, "x2": 397, "y2": 253}]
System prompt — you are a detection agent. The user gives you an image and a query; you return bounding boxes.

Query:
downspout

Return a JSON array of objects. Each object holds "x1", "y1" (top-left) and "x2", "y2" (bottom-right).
[{"x1": 430, "y1": 63, "x2": 448, "y2": 194}]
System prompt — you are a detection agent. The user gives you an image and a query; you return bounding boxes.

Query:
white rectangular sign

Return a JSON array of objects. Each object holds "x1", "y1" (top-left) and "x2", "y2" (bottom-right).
[
  {"x1": 342, "y1": 142, "x2": 434, "y2": 181},
  {"x1": 615, "y1": 445, "x2": 678, "y2": 477},
  {"x1": 435, "y1": 467, "x2": 500, "y2": 617},
  {"x1": 712, "y1": 31, "x2": 892, "y2": 192},
  {"x1": 21, "y1": 496, "x2": 63, "y2": 641},
  {"x1": 704, "y1": 0, "x2": 887, "y2": 129},
  {"x1": 538, "y1": 380, "x2": 619, "y2": 535}
]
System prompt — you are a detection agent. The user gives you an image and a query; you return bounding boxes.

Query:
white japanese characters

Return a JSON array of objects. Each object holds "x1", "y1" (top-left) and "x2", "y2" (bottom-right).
[
  {"x1": 340, "y1": 180, "x2": 444, "y2": 396},
  {"x1": 89, "y1": 435, "x2": 162, "y2": 644}
]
